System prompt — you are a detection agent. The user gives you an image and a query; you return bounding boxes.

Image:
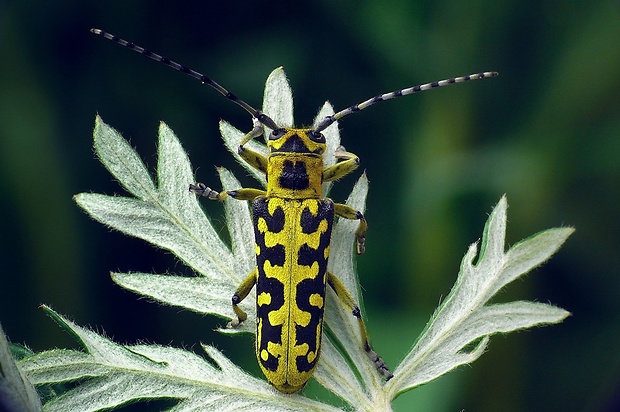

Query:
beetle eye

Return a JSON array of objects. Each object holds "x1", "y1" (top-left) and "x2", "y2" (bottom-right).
[
  {"x1": 269, "y1": 129, "x2": 286, "y2": 140},
  {"x1": 308, "y1": 131, "x2": 325, "y2": 143}
]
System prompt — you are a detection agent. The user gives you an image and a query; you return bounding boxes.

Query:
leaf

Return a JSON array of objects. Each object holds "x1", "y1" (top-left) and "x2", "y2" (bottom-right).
[
  {"x1": 263, "y1": 67, "x2": 294, "y2": 129},
  {"x1": 20, "y1": 306, "x2": 339, "y2": 412},
  {"x1": 0, "y1": 323, "x2": 43, "y2": 412},
  {"x1": 77, "y1": 119, "x2": 234, "y2": 277},
  {"x1": 386, "y1": 196, "x2": 573, "y2": 397},
  {"x1": 75, "y1": 118, "x2": 245, "y2": 324}
]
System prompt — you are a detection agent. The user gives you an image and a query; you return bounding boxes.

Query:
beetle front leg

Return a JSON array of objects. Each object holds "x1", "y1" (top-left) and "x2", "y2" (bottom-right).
[
  {"x1": 323, "y1": 146, "x2": 360, "y2": 182},
  {"x1": 238, "y1": 117, "x2": 264, "y2": 146},
  {"x1": 190, "y1": 184, "x2": 266, "y2": 202},
  {"x1": 236, "y1": 118, "x2": 269, "y2": 174}
]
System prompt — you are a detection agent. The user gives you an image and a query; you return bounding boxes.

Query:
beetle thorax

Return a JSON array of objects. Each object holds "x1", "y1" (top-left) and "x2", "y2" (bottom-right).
[{"x1": 266, "y1": 128, "x2": 325, "y2": 199}]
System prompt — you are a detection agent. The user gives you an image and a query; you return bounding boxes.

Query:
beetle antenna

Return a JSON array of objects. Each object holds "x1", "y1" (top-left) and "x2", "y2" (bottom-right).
[
  {"x1": 314, "y1": 71, "x2": 498, "y2": 132},
  {"x1": 90, "y1": 28, "x2": 278, "y2": 130}
]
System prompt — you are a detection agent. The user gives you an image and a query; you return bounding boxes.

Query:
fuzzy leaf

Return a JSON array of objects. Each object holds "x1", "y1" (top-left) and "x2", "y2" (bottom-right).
[
  {"x1": 0, "y1": 323, "x2": 43, "y2": 412},
  {"x1": 20, "y1": 306, "x2": 339, "y2": 412},
  {"x1": 386, "y1": 196, "x2": 573, "y2": 397},
  {"x1": 263, "y1": 67, "x2": 294, "y2": 129},
  {"x1": 76, "y1": 119, "x2": 234, "y2": 279}
]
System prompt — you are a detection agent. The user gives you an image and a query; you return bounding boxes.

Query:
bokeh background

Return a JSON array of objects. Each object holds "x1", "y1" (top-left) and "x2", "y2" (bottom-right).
[{"x1": 1, "y1": 1, "x2": 619, "y2": 411}]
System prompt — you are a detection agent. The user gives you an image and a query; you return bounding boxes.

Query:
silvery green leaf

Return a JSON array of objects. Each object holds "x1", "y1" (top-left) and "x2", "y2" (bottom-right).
[
  {"x1": 263, "y1": 67, "x2": 294, "y2": 129},
  {"x1": 20, "y1": 306, "x2": 339, "y2": 412},
  {"x1": 76, "y1": 118, "x2": 234, "y2": 280},
  {"x1": 0, "y1": 323, "x2": 42, "y2": 412},
  {"x1": 77, "y1": 118, "x2": 256, "y2": 332},
  {"x1": 385, "y1": 196, "x2": 573, "y2": 398},
  {"x1": 110, "y1": 272, "x2": 232, "y2": 319}
]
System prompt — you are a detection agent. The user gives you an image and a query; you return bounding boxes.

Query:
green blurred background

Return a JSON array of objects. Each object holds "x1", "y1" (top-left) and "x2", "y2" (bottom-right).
[{"x1": 1, "y1": 0, "x2": 619, "y2": 410}]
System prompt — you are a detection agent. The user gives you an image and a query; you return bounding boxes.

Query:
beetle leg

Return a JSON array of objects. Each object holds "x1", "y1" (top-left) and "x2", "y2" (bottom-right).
[
  {"x1": 333, "y1": 203, "x2": 367, "y2": 254},
  {"x1": 190, "y1": 184, "x2": 266, "y2": 201},
  {"x1": 323, "y1": 146, "x2": 360, "y2": 182},
  {"x1": 228, "y1": 268, "x2": 258, "y2": 328},
  {"x1": 327, "y1": 272, "x2": 393, "y2": 381}
]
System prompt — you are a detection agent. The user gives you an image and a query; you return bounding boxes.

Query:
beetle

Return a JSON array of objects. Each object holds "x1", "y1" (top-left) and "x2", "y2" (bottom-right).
[{"x1": 91, "y1": 28, "x2": 497, "y2": 393}]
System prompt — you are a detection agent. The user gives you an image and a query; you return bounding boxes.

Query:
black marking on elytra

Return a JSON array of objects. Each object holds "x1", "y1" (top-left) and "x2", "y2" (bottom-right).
[
  {"x1": 257, "y1": 333, "x2": 281, "y2": 372},
  {"x1": 293, "y1": 274, "x2": 327, "y2": 373},
  {"x1": 294, "y1": 200, "x2": 334, "y2": 372},
  {"x1": 294, "y1": 273, "x2": 327, "y2": 373},
  {"x1": 297, "y1": 204, "x2": 333, "y2": 271},
  {"x1": 299, "y1": 200, "x2": 334, "y2": 235},
  {"x1": 255, "y1": 267, "x2": 285, "y2": 373},
  {"x1": 255, "y1": 254, "x2": 285, "y2": 374},
  {"x1": 298, "y1": 201, "x2": 333, "y2": 277},
  {"x1": 279, "y1": 160, "x2": 310, "y2": 190},
  {"x1": 253, "y1": 197, "x2": 289, "y2": 372},
  {"x1": 259, "y1": 243, "x2": 286, "y2": 268},
  {"x1": 253, "y1": 198, "x2": 285, "y2": 234},
  {"x1": 255, "y1": 277, "x2": 285, "y2": 369}
]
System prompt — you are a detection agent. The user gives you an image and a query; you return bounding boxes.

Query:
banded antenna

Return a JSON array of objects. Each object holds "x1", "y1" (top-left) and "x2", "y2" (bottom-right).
[
  {"x1": 313, "y1": 71, "x2": 498, "y2": 132},
  {"x1": 90, "y1": 28, "x2": 278, "y2": 131},
  {"x1": 91, "y1": 28, "x2": 497, "y2": 134}
]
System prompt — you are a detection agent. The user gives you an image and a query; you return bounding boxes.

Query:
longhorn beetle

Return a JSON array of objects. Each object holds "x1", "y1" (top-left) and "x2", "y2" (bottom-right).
[{"x1": 91, "y1": 28, "x2": 497, "y2": 393}]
